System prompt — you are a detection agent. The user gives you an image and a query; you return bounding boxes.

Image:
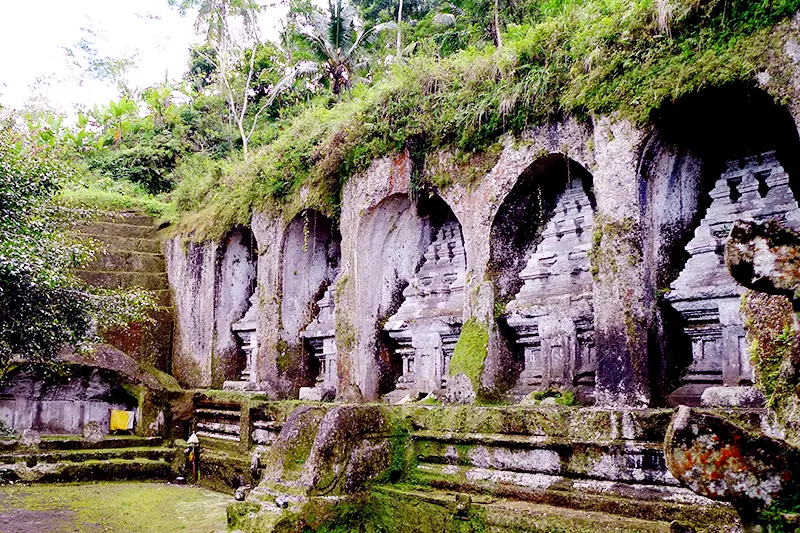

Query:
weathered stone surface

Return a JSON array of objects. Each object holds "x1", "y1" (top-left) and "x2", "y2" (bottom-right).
[
  {"x1": 443, "y1": 373, "x2": 476, "y2": 405},
  {"x1": 166, "y1": 229, "x2": 256, "y2": 388},
  {"x1": 384, "y1": 216, "x2": 466, "y2": 398},
  {"x1": 726, "y1": 219, "x2": 800, "y2": 302},
  {"x1": 666, "y1": 153, "x2": 800, "y2": 405},
  {"x1": 82, "y1": 421, "x2": 104, "y2": 443},
  {"x1": 20, "y1": 429, "x2": 40, "y2": 447},
  {"x1": 665, "y1": 406, "x2": 800, "y2": 510},
  {"x1": 261, "y1": 405, "x2": 328, "y2": 487},
  {"x1": 700, "y1": 387, "x2": 766, "y2": 408},
  {"x1": 503, "y1": 177, "x2": 596, "y2": 400},
  {"x1": 0, "y1": 364, "x2": 137, "y2": 436}
]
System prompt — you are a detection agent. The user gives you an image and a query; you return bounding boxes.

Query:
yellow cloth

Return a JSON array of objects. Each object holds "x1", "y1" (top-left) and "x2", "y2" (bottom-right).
[{"x1": 110, "y1": 410, "x2": 133, "y2": 431}]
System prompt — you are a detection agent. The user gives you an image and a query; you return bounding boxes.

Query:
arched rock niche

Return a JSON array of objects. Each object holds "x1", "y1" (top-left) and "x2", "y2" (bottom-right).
[
  {"x1": 354, "y1": 194, "x2": 441, "y2": 400},
  {"x1": 279, "y1": 209, "x2": 341, "y2": 399},
  {"x1": 382, "y1": 196, "x2": 466, "y2": 402},
  {"x1": 491, "y1": 154, "x2": 597, "y2": 402},
  {"x1": 217, "y1": 227, "x2": 258, "y2": 388},
  {"x1": 643, "y1": 84, "x2": 800, "y2": 406}
]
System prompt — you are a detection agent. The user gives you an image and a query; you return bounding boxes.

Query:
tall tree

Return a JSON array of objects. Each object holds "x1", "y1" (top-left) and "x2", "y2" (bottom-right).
[
  {"x1": 272, "y1": 0, "x2": 395, "y2": 102},
  {"x1": 171, "y1": 0, "x2": 272, "y2": 160}
]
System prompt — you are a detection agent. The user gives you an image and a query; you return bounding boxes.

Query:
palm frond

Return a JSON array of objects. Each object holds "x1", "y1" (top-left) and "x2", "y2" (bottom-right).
[{"x1": 267, "y1": 62, "x2": 319, "y2": 105}]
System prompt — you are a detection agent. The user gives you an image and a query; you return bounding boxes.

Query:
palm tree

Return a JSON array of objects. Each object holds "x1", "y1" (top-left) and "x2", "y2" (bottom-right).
[{"x1": 270, "y1": 0, "x2": 395, "y2": 103}]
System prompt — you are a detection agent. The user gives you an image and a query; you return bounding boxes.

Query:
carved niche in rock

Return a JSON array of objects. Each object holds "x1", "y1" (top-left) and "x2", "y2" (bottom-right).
[
  {"x1": 503, "y1": 179, "x2": 596, "y2": 400},
  {"x1": 300, "y1": 274, "x2": 339, "y2": 401},
  {"x1": 666, "y1": 151, "x2": 800, "y2": 405},
  {"x1": 227, "y1": 292, "x2": 259, "y2": 390},
  {"x1": 383, "y1": 218, "x2": 467, "y2": 399}
]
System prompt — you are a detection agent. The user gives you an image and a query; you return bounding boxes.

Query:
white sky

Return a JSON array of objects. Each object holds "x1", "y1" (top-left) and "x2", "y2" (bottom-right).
[{"x1": 0, "y1": 0, "x2": 288, "y2": 115}]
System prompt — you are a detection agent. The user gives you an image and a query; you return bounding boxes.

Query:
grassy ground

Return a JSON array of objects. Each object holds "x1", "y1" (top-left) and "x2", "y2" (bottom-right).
[{"x1": 0, "y1": 482, "x2": 230, "y2": 533}]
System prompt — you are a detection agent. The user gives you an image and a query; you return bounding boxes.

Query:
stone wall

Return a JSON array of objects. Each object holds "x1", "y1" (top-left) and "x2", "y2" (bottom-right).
[
  {"x1": 166, "y1": 229, "x2": 256, "y2": 388},
  {"x1": 164, "y1": 81, "x2": 800, "y2": 406}
]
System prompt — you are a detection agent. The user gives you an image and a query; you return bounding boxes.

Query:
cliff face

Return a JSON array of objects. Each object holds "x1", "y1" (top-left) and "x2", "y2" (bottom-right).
[{"x1": 163, "y1": 25, "x2": 800, "y2": 408}]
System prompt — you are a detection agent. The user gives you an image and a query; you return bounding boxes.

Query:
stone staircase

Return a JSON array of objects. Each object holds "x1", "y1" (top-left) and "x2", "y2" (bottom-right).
[
  {"x1": 0, "y1": 436, "x2": 175, "y2": 483},
  {"x1": 382, "y1": 406, "x2": 742, "y2": 531},
  {"x1": 227, "y1": 405, "x2": 751, "y2": 533},
  {"x1": 74, "y1": 210, "x2": 173, "y2": 370}
]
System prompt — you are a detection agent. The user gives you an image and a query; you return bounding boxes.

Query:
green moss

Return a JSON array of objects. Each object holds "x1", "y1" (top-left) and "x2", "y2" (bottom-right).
[
  {"x1": 758, "y1": 491, "x2": 800, "y2": 533},
  {"x1": 449, "y1": 318, "x2": 489, "y2": 392},
  {"x1": 276, "y1": 339, "x2": 292, "y2": 373},
  {"x1": 741, "y1": 290, "x2": 796, "y2": 411},
  {"x1": 0, "y1": 482, "x2": 230, "y2": 532}
]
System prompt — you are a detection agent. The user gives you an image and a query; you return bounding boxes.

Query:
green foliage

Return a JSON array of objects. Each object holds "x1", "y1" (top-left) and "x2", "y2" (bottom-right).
[
  {"x1": 0, "y1": 119, "x2": 156, "y2": 380},
  {"x1": 526, "y1": 388, "x2": 579, "y2": 405},
  {"x1": 741, "y1": 291, "x2": 796, "y2": 410},
  {"x1": 164, "y1": 0, "x2": 800, "y2": 242},
  {"x1": 758, "y1": 491, "x2": 800, "y2": 533},
  {"x1": 449, "y1": 317, "x2": 489, "y2": 391}
]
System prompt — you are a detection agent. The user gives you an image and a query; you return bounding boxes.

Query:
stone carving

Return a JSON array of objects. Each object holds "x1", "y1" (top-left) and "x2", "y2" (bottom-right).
[
  {"x1": 665, "y1": 406, "x2": 800, "y2": 531},
  {"x1": 666, "y1": 152, "x2": 800, "y2": 404},
  {"x1": 384, "y1": 219, "x2": 466, "y2": 399},
  {"x1": 504, "y1": 179, "x2": 595, "y2": 399},
  {"x1": 300, "y1": 276, "x2": 338, "y2": 401},
  {"x1": 227, "y1": 292, "x2": 259, "y2": 389}
]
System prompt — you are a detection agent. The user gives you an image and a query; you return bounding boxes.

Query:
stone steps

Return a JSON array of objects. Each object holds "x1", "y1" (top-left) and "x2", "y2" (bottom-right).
[
  {"x1": 80, "y1": 220, "x2": 158, "y2": 240},
  {"x1": 403, "y1": 407, "x2": 743, "y2": 530},
  {"x1": 413, "y1": 431, "x2": 675, "y2": 486},
  {"x1": 84, "y1": 249, "x2": 166, "y2": 273},
  {"x1": 374, "y1": 485, "x2": 674, "y2": 533},
  {"x1": 84, "y1": 233, "x2": 163, "y2": 254},
  {"x1": 415, "y1": 465, "x2": 735, "y2": 526},
  {"x1": 74, "y1": 270, "x2": 170, "y2": 291},
  {"x1": 0, "y1": 435, "x2": 176, "y2": 483},
  {"x1": 91, "y1": 211, "x2": 156, "y2": 227},
  {"x1": 0, "y1": 436, "x2": 163, "y2": 452},
  {"x1": 16, "y1": 458, "x2": 174, "y2": 483},
  {"x1": 0, "y1": 446, "x2": 175, "y2": 465}
]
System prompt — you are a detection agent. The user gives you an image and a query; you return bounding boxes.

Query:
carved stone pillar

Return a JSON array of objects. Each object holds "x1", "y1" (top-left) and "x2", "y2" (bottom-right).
[{"x1": 666, "y1": 152, "x2": 800, "y2": 405}]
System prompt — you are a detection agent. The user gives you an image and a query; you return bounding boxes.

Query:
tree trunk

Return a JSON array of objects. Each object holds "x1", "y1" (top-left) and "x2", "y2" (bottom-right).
[
  {"x1": 494, "y1": 0, "x2": 502, "y2": 50},
  {"x1": 396, "y1": 0, "x2": 404, "y2": 57}
]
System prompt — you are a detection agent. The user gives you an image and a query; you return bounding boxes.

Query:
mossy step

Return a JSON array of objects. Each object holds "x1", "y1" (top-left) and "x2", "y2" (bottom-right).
[
  {"x1": 402, "y1": 406, "x2": 675, "y2": 442},
  {"x1": 0, "y1": 458, "x2": 174, "y2": 483},
  {"x1": 0, "y1": 436, "x2": 163, "y2": 452},
  {"x1": 413, "y1": 430, "x2": 668, "y2": 448},
  {"x1": 0, "y1": 446, "x2": 175, "y2": 465},
  {"x1": 372, "y1": 485, "x2": 675, "y2": 533},
  {"x1": 75, "y1": 270, "x2": 169, "y2": 290},
  {"x1": 83, "y1": 233, "x2": 162, "y2": 254},
  {"x1": 79, "y1": 221, "x2": 157, "y2": 239},
  {"x1": 414, "y1": 434, "x2": 671, "y2": 485},
  {"x1": 92, "y1": 211, "x2": 155, "y2": 227},
  {"x1": 83, "y1": 249, "x2": 166, "y2": 273},
  {"x1": 415, "y1": 467, "x2": 737, "y2": 527}
]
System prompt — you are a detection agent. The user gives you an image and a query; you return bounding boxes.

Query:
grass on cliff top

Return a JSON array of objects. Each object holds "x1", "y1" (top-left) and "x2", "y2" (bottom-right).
[
  {"x1": 57, "y1": 172, "x2": 175, "y2": 221},
  {"x1": 0, "y1": 482, "x2": 229, "y2": 532},
  {"x1": 169, "y1": 0, "x2": 800, "y2": 242}
]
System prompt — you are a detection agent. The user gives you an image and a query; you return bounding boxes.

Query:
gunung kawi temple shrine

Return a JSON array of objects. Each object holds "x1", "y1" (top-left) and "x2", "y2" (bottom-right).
[{"x1": 11, "y1": 5, "x2": 800, "y2": 532}]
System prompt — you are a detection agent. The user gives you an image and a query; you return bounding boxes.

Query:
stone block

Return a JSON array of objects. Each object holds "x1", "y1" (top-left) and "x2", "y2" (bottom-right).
[{"x1": 700, "y1": 386, "x2": 766, "y2": 408}]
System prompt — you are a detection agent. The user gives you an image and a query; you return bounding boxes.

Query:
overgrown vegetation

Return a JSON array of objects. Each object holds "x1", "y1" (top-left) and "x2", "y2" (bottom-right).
[
  {"x1": 165, "y1": 0, "x2": 800, "y2": 241},
  {"x1": 0, "y1": 119, "x2": 155, "y2": 381},
  {"x1": 11, "y1": 0, "x2": 799, "y2": 242}
]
